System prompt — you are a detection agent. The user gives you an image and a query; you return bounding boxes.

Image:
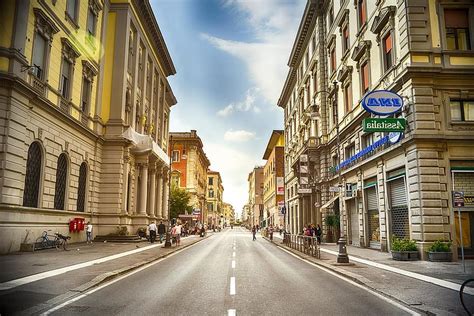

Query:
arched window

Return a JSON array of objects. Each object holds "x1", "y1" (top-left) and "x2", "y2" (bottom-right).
[
  {"x1": 54, "y1": 153, "x2": 68, "y2": 210},
  {"x1": 77, "y1": 162, "x2": 87, "y2": 212},
  {"x1": 23, "y1": 142, "x2": 43, "y2": 207}
]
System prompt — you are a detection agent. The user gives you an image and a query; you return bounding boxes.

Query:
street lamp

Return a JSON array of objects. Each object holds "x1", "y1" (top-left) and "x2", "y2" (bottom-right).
[{"x1": 333, "y1": 80, "x2": 349, "y2": 264}]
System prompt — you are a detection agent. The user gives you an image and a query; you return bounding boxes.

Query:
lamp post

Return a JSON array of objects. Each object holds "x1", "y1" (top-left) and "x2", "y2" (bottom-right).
[
  {"x1": 164, "y1": 135, "x2": 173, "y2": 248},
  {"x1": 332, "y1": 80, "x2": 349, "y2": 263}
]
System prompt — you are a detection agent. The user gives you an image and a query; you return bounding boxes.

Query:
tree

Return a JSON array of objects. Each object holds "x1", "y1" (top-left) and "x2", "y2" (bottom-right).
[{"x1": 169, "y1": 185, "x2": 193, "y2": 220}]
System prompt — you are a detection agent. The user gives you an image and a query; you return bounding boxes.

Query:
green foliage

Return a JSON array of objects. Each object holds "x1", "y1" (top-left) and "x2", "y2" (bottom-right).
[
  {"x1": 325, "y1": 214, "x2": 340, "y2": 228},
  {"x1": 391, "y1": 237, "x2": 418, "y2": 251},
  {"x1": 170, "y1": 185, "x2": 193, "y2": 220},
  {"x1": 427, "y1": 240, "x2": 452, "y2": 252}
]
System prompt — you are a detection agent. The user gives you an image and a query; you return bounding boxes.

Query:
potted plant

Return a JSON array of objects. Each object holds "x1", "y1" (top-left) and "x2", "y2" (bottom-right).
[
  {"x1": 391, "y1": 237, "x2": 419, "y2": 261},
  {"x1": 324, "y1": 214, "x2": 340, "y2": 243},
  {"x1": 427, "y1": 240, "x2": 452, "y2": 262}
]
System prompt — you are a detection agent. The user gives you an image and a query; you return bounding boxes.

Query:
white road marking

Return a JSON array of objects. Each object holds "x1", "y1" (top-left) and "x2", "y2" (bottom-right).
[
  {"x1": 232, "y1": 251, "x2": 235, "y2": 257},
  {"x1": 230, "y1": 277, "x2": 236, "y2": 295},
  {"x1": 232, "y1": 260, "x2": 235, "y2": 269},
  {"x1": 233, "y1": 246, "x2": 236, "y2": 250},
  {"x1": 279, "y1": 247, "x2": 421, "y2": 316},
  {"x1": 320, "y1": 248, "x2": 473, "y2": 295},
  {"x1": 40, "y1": 245, "x2": 193, "y2": 315},
  {"x1": 228, "y1": 309, "x2": 236, "y2": 316},
  {"x1": 0, "y1": 240, "x2": 180, "y2": 290}
]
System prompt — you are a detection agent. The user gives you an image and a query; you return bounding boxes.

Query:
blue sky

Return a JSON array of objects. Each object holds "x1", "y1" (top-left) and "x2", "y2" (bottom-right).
[{"x1": 151, "y1": 0, "x2": 305, "y2": 216}]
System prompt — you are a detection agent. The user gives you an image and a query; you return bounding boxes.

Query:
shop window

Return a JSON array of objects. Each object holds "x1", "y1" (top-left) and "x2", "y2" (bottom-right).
[
  {"x1": 23, "y1": 142, "x2": 43, "y2": 207},
  {"x1": 383, "y1": 33, "x2": 393, "y2": 72},
  {"x1": 444, "y1": 9, "x2": 471, "y2": 51},
  {"x1": 358, "y1": 0, "x2": 367, "y2": 29},
  {"x1": 54, "y1": 153, "x2": 68, "y2": 210},
  {"x1": 450, "y1": 100, "x2": 474, "y2": 122},
  {"x1": 361, "y1": 61, "x2": 369, "y2": 94}
]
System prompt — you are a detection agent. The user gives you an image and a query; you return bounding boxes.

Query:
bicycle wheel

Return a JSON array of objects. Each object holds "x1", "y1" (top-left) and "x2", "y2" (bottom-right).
[
  {"x1": 34, "y1": 237, "x2": 47, "y2": 251},
  {"x1": 54, "y1": 237, "x2": 62, "y2": 250}
]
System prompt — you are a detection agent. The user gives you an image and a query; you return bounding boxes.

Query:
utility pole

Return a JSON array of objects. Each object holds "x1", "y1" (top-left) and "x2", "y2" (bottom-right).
[{"x1": 334, "y1": 80, "x2": 349, "y2": 263}]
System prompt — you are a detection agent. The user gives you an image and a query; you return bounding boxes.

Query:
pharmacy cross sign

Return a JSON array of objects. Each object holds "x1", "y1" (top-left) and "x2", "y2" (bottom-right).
[{"x1": 363, "y1": 118, "x2": 406, "y2": 132}]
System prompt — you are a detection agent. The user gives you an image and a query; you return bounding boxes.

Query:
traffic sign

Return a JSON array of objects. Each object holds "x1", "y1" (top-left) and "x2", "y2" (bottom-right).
[
  {"x1": 363, "y1": 118, "x2": 406, "y2": 132},
  {"x1": 329, "y1": 186, "x2": 340, "y2": 192}
]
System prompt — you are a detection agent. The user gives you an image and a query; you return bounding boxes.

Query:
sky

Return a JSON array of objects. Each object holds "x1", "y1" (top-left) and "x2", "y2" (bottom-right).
[{"x1": 151, "y1": 0, "x2": 306, "y2": 217}]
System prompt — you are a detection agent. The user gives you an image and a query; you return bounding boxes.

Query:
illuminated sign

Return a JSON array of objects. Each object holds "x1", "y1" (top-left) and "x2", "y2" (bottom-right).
[{"x1": 362, "y1": 90, "x2": 404, "y2": 116}]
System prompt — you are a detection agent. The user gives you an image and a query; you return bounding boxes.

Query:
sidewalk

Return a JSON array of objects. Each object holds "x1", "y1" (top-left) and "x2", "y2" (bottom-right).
[{"x1": 266, "y1": 233, "x2": 473, "y2": 315}]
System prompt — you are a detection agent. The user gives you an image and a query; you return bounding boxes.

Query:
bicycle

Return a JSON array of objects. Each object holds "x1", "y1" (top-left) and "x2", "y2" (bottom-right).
[
  {"x1": 34, "y1": 230, "x2": 70, "y2": 251},
  {"x1": 460, "y1": 278, "x2": 474, "y2": 315}
]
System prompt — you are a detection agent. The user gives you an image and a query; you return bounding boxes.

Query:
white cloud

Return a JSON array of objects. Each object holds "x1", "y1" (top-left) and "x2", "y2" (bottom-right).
[
  {"x1": 224, "y1": 129, "x2": 256, "y2": 142},
  {"x1": 205, "y1": 0, "x2": 305, "y2": 104},
  {"x1": 216, "y1": 88, "x2": 260, "y2": 117}
]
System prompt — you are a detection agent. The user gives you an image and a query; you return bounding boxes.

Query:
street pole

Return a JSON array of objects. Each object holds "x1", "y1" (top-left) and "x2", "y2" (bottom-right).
[
  {"x1": 164, "y1": 135, "x2": 172, "y2": 248},
  {"x1": 334, "y1": 80, "x2": 349, "y2": 263}
]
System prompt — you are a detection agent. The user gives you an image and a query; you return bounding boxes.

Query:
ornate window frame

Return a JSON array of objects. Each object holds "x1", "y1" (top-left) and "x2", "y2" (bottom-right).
[{"x1": 370, "y1": 6, "x2": 396, "y2": 75}]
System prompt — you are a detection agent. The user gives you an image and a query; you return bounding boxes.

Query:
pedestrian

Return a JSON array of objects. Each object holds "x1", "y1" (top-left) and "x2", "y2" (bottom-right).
[
  {"x1": 158, "y1": 221, "x2": 166, "y2": 243},
  {"x1": 170, "y1": 224, "x2": 177, "y2": 245},
  {"x1": 252, "y1": 225, "x2": 256, "y2": 241},
  {"x1": 269, "y1": 225, "x2": 273, "y2": 241},
  {"x1": 316, "y1": 224, "x2": 322, "y2": 245},
  {"x1": 148, "y1": 221, "x2": 157, "y2": 243},
  {"x1": 175, "y1": 223, "x2": 182, "y2": 246},
  {"x1": 86, "y1": 221, "x2": 93, "y2": 244}
]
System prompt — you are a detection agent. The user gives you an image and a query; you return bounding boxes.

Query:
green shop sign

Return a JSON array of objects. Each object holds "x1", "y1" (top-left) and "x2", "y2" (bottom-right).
[{"x1": 362, "y1": 118, "x2": 406, "y2": 132}]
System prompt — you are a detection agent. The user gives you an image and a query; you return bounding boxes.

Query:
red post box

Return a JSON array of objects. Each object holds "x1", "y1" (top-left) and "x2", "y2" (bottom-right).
[
  {"x1": 76, "y1": 218, "x2": 85, "y2": 231},
  {"x1": 69, "y1": 219, "x2": 77, "y2": 232}
]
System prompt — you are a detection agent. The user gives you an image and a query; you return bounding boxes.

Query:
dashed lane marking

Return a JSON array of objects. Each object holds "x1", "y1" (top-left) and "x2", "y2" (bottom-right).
[
  {"x1": 232, "y1": 260, "x2": 235, "y2": 269},
  {"x1": 232, "y1": 251, "x2": 235, "y2": 257},
  {"x1": 228, "y1": 309, "x2": 236, "y2": 316},
  {"x1": 230, "y1": 277, "x2": 236, "y2": 295}
]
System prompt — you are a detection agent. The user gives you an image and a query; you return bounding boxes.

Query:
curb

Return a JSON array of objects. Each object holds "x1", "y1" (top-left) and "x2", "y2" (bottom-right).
[
  {"x1": 20, "y1": 234, "x2": 212, "y2": 315},
  {"x1": 263, "y1": 237, "x2": 426, "y2": 315}
]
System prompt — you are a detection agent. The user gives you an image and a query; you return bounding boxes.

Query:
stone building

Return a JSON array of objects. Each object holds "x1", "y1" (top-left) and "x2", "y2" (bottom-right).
[
  {"x1": 0, "y1": 0, "x2": 176, "y2": 253},
  {"x1": 222, "y1": 202, "x2": 235, "y2": 226},
  {"x1": 207, "y1": 170, "x2": 224, "y2": 227},
  {"x1": 262, "y1": 130, "x2": 285, "y2": 228},
  {"x1": 278, "y1": 0, "x2": 474, "y2": 259},
  {"x1": 169, "y1": 130, "x2": 210, "y2": 224},
  {"x1": 247, "y1": 166, "x2": 264, "y2": 228}
]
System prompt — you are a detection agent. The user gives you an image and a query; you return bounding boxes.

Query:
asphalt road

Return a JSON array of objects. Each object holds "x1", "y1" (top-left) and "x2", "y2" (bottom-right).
[{"x1": 46, "y1": 228, "x2": 415, "y2": 316}]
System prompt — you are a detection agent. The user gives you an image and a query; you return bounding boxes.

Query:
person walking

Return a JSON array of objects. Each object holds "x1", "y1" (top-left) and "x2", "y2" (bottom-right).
[
  {"x1": 316, "y1": 224, "x2": 322, "y2": 245},
  {"x1": 252, "y1": 225, "x2": 257, "y2": 241},
  {"x1": 269, "y1": 225, "x2": 273, "y2": 241},
  {"x1": 86, "y1": 221, "x2": 93, "y2": 244},
  {"x1": 175, "y1": 223, "x2": 182, "y2": 246},
  {"x1": 149, "y1": 221, "x2": 157, "y2": 243},
  {"x1": 158, "y1": 221, "x2": 166, "y2": 243}
]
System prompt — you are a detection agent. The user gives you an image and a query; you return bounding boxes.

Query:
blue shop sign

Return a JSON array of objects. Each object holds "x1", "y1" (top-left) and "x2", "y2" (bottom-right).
[{"x1": 362, "y1": 90, "x2": 403, "y2": 116}]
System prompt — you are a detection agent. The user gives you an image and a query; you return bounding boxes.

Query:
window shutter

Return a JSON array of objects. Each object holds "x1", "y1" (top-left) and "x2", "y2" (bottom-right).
[{"x1": 384, "y1": 34, "x2": 392, "y2": 52}]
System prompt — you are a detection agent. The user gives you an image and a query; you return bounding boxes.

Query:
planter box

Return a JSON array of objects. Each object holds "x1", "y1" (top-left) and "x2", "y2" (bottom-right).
[
  {"x1": 391, "y1": 251, "x2": 419, "y2": 261},
  {"x1": 428, "y1": 252, "x2": 452, "y2": 262}
]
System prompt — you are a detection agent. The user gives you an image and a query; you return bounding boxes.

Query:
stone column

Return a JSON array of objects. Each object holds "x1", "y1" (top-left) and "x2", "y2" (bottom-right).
[
  {"x1": 148, "y1": 165, "x2": 156, "y2": 217},
  {"x1": 156, "y1": 169, "x2": 163, "y2": 218},
  {"x1": 162, "y1": 170, "x2": 169, "y2": 220},
  {"x1": 139, "y1": 163, "x2": 148, "y2": 214},
  {"x1": 122, "y1": 154, "x2": 130, "y2": 214}
]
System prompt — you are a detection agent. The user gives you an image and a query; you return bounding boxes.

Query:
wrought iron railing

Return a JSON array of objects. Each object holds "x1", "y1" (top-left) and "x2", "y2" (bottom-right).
[{"x1": 283, "y1": 233, "x2": 320, "y2": 258}]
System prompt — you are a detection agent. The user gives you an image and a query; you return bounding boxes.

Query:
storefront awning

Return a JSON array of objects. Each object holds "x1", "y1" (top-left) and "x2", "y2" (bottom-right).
[
  {"x1": 321, "y1": 195, "x2": 339, "y2": 210},
  {"x1": 122, "y1": 127, "x2": 170, "y2": 167}
]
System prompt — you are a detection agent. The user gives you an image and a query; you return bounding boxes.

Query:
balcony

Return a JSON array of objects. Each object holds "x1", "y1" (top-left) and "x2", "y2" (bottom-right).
[{"x1": 30, "y1": 75, "x2": 46, "y2": 96}]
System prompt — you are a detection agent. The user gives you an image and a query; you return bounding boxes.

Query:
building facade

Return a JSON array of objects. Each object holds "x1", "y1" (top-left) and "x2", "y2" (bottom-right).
[
  {"x1": 262, "y1": 130, "x2": 285, "y2": 228},
  {"x1": 279, "y1": 0, "x2": 474, "y2": 259},
  {"x1": 207, "y1": 170, "x2": 224, "y2": 227},
  {"x1": 169, "y1": 130, "x2": 210, "y2": 224},
  {"x1": 247, "y1": 166, "x2": 264, "y2": 228},
  {"x1": 0, "y1": 0, "x2": 176, "y2": 253},
  {"x1": 222, "y1": 202, "x2": 235, "y2": 226}
]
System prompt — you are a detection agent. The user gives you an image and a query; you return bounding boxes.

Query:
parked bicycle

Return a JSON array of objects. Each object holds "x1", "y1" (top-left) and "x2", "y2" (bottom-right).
[
  {"x1": 34, "y1": 230, "x2": 70, "y2": 251},
  {"x1": 460, "y1": 278, "x2": 474, "y2": 315}
]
